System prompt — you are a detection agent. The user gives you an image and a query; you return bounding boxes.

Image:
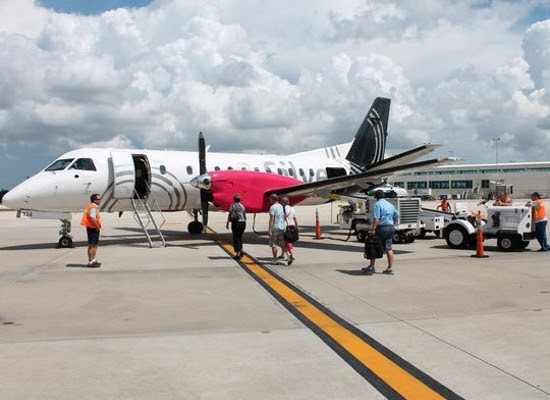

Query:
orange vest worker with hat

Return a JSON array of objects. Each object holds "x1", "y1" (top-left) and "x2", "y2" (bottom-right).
[{"x1": 81, "y1": 193, "x2": 102, "y2": 267}]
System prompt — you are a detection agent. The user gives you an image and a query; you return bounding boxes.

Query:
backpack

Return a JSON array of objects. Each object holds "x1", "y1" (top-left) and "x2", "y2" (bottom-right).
[
  {"x1": 364, "y1": 235, "x2": 384, "y2": 260},
  {"x1": 229, "y1": 203, "x2": 244, "y2": 223}
]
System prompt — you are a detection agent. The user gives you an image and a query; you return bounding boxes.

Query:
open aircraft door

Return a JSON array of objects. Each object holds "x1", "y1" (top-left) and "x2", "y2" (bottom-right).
[{"x1": 110, "y1": 151, "x2": 135, "y2": 199}]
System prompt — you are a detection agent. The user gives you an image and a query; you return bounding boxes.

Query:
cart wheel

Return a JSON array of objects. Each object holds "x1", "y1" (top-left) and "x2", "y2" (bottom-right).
[
  {"x1": 497, "y1": 235, "x2": 518, "y2": 252},
  {"x1": 444, "y1": 226, "x2": 468, "y2": 249},
  {"x1": 356, "y1": 230, "x2": 367, "y2": 243}
]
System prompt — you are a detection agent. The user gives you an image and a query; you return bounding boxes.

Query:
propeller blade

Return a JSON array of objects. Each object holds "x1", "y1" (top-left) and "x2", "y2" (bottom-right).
[
  {"x1": 199, "y1": 131, "x2": 206, "y2": 175},
  {"x1": 201, "y1": 192, "x2": 209, "y2": 226},
  {"x1": 198, "y1": 131, "x2": 209, "y2": 227}
]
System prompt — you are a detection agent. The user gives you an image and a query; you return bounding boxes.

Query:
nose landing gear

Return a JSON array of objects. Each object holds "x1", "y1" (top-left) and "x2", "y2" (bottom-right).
[{"x1": 57, "y1": 219, "x2": 74, "y2": 248}]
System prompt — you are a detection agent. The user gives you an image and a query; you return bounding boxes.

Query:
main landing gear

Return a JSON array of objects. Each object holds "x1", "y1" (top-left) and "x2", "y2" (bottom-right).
[
  {"x1": 187, "y1": 210, "x2": 205, "y2": 234},
  {"x1": 57, "y1": 218, "x2": 74, "y2": 248}
]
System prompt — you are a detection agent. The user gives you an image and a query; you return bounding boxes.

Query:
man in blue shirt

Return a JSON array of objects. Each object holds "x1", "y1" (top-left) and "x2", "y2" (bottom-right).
[{"x1": 363, "y1": 190, "x2": 399, "y2": 275}]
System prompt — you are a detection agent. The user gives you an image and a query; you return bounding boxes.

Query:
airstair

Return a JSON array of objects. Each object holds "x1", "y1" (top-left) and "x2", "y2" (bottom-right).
[{"x1": 131, "y1": 187, "x2": 166, "y2": 248}]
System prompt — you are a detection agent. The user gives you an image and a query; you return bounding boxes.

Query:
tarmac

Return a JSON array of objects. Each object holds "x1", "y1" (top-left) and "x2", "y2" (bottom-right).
[{"x1": 0, "y1": 202, "x2": 549, "y2": 400}]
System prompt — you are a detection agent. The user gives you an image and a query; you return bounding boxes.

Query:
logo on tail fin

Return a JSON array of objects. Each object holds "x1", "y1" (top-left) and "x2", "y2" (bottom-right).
[{"x1": 345, "y1": 97, "x2": 390, "y2": 170}]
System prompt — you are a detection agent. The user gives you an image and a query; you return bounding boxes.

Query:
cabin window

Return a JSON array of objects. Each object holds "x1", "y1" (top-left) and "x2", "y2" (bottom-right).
[
  {"x1": 160, "y1": 165, "x2": 166, "y2": 174},
  {"x1": 277, "y1": 168, "x2": 283, "y2": 175},
  {"x1": 214, "y1": 166, "x2": 220, "y2": 171},
  {"x1": 241, "y1": 167, "x2": 247, "y2": 170},
  {"x1": 228, "y1": 166, "x2": 233, "y2": 170},
  {"x1": 186, "y1": 165, "x2": 193, "y2": 175},
  {"x1": 45, "y1": 158, "x2": 74, "y2": 171},
  {"x1": 309, "y1": 169, "x2": 314, "y2": 177},
  {"x1": 288, "y1": 168, "x2": 294, "y2": 177},
  {"x1": 299, "y1": 168, "x2": 304, "y2": 176},
  {"x1": 254, "y1": 167, "x2": 260, "y2": 172},
  {"x1": 68, "y1": 158, "x2": 96, "y2": 171},
  {"x1": 266, "y1": 167, "x2": 272, "y2": 173}
]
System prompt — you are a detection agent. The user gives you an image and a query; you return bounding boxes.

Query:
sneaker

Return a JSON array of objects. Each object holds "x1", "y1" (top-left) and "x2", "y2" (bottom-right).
[
  {"x1": 87, "y1": 262, "x2": 101, "y2": 268},
  {"x1": 287, "y1": 256, "x2": 294, "y2": 266},
  {"x1": 382, "y1": 268, "x2": 394, "y2": 275},
  {"x1": 361, "y1": 266, "x2": 375, "y2": 275}
]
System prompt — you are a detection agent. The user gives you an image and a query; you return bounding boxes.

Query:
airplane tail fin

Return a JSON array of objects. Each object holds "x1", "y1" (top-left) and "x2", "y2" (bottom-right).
[{"x1": 345, "y1": 97, "x2": 390, "y2": 169}]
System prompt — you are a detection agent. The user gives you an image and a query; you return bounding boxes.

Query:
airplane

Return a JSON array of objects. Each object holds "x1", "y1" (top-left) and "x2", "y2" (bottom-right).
[{"x1": 3, "y1": 97, "x2": 456, "y2": 247}]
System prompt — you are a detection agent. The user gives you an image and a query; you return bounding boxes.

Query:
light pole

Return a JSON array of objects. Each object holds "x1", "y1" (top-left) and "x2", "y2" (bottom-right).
[
  {"x1": 492, "y1": 137, "x2": 501, "y2": 182},
  {"x1": 448, "y1": 150, "x2": 453, "y2": 194}
]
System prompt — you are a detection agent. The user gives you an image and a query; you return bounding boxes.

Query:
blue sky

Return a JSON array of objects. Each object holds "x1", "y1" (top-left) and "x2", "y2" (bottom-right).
[
  {"x1": 38, "y1": 0, "x2": 153, "y2": 15},
  {"x1": 1, "y1": 1, "x2": 550, "y2": 190}
]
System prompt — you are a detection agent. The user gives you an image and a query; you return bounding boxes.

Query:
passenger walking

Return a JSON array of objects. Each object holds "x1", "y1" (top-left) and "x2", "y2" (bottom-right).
[
  {"x1": 81, "y1": 193, "x2": 102, "y2": 268},
  {"x1": 493, "y1": 192, "x2": 513, "y2": 206},
  {"x1": 281, "y1": 196, "x2": 298, "y2": 266},
  {"x1": 226, "y1": 193, "x2": 246, "y2": 259},
  {"x1": 526, "y1": 192, "x2": 549, "y2": 252},
  {"x1": 268, "y1": 194, "x2": 287, "y2": 264},
  {"x1": 362, "y1": 190, "x2": 399, "y2": 275}
]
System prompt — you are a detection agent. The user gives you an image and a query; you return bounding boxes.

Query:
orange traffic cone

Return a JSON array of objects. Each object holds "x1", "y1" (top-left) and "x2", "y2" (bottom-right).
[
  {"x1": 471, "y1": 211, "x2": 488, "y2": 258},
  {"x1": 315, "y1": 208, "x2": 322, "y2": 239}
]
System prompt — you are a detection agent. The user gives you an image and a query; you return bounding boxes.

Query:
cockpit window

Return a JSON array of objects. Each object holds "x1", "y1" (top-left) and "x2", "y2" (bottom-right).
[
  {"x1": 45, "y1": 158, "x2": 74, "y2": 171},
  {"x1": 68, "y1": 158, "x2": 97, "y2": 171}
]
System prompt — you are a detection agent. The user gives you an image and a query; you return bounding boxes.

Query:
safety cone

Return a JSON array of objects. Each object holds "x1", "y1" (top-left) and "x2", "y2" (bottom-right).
[
  {"x1": 315, "y1": 208, "x2": 322, "y2": 239},
  {"x1": 471, "y1": 211, "x2": 488, "y2": 258}
]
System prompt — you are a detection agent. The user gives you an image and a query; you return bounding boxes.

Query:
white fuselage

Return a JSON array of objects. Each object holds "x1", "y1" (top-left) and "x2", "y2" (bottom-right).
[{"x1": 4, "y1": 145, "x2": 354, "y2": 213}]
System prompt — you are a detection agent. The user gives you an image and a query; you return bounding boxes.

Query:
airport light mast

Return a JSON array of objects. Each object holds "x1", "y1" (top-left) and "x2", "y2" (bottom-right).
[{"x1": 493, "y1": 137, "x2": 501, "y2": 182}]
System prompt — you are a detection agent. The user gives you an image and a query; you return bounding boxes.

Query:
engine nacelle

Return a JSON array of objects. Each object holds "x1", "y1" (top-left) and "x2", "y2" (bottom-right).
[{"x1": 208, "y1": 170, "x2": 306, "y2": 213}]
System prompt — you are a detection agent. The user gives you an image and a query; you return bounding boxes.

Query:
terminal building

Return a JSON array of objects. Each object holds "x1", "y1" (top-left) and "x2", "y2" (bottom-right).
[{"x1": 388, "y1": 161, "x2": 550, "y2": 200}]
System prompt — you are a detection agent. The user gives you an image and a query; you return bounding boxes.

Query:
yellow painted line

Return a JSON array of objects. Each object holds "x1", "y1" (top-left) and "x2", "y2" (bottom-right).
[{"x1": 209, "y1": 229, "x2": 457, "y2": 400}]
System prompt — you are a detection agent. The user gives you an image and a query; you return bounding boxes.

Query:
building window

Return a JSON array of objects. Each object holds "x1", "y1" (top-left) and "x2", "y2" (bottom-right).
[
  {"x1": 451, "y1": 180, "x2": 473, "y2": 189},
  {"x1": 429, "y1": 181, "x2": 450, "y2": 189},
  {"x1": 407, "y1": 181, "x2": 428, "y2": 190},
  {"x1": 481, "y1": 179, "x2": 490, "y2": 188}
]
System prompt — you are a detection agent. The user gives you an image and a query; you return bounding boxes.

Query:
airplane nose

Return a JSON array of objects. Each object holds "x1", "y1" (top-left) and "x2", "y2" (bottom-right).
[{"x1": 2, "y1": 186, "x2": 30, "y2": 210}]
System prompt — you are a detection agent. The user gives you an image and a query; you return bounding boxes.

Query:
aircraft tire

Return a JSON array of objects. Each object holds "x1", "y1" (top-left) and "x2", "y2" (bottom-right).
[
  {"x1": 187, "y1": 221, "x2": 204, "y2": 234},
  {"x1": 58, "y1": 235, "x2": 73, "y2": 248}
]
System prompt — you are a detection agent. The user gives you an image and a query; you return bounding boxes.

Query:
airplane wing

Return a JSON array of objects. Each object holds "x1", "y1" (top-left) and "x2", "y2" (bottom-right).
[{"x1": 265, "y1": 145, "x2": 450, "y2": 198}]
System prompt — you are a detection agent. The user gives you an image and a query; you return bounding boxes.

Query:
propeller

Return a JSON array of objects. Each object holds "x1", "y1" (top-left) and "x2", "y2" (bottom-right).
[{"x1": 198, "y1": 131, "x2": 210, "y2": 227}]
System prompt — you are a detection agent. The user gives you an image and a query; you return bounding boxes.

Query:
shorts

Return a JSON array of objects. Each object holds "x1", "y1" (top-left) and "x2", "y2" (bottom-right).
[
  {"x1": 269, "y1": 228, "x2": 286, "y2": 248},
  {"x1": 86, "y1": 227, "x2": 100, "y2": 246},
  {"x1": 376, "y1": 225, "x2": 395, "y2": 251}
]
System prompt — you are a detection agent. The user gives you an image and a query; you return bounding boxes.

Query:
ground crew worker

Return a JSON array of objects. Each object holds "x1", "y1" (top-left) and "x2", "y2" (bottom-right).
[
  {"x1": 526, "y1": 192, "x2": 549, "y2": 252},
  {"x1": 81, "y1": 193, "x2": 102, "y2": 267},
  {"x1": 437, "y1": 195, "x2": 451, "y2": 212},
  {"x1": 493, "y1": 192, "x2": 513, "y2": 206}
]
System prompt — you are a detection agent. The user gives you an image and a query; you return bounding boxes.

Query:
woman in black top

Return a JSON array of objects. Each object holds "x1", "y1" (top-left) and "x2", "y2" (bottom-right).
[{"x1": 226, "y1": 193, "x2": 247, "y2": 259}]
